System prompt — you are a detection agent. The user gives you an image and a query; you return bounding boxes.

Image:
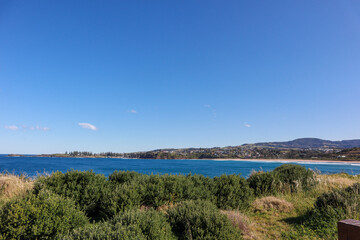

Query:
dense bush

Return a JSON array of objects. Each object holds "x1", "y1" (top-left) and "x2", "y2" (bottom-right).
[
  {"x1": 111, "y1": 209, "x2": 176, "y2": 240},
  {"x1": 112, "y1": 183, "x2": 142, "y2": 212},
  {"x1": 212, "y1": 174, "x2": 253, "y2": 210},
  {"x1": 186, "y1": 174, "x2": 215, "y2": 201},
  {"x1": 109, "y1": 172, "x2": 214, "y2": 208},
  {"x1": 141, "y1": 174, "x2": 167, "y2": 207},
  {"x1": 34, "y1": 170, "x2": 116, "y2": 221},
  {"x1": 247, "y1": 171, "x2": 280, "y2": 196},
  {"x1": 168, "y1": 200, "x2": 243, "y2": 240},
  {"x1": 62, "y1": 209, "x2": 175, "y2": 240},
  {"x1": 273, "y1": 164, "x2": 316, "y2": 192},
  {"x1": 295, "y1": 183, "x2": 360, "y2": 239},
  {"x1": 140, "y1": 174, "x2": 213, "y2": 207},
  {"x1": 109, "y1": 170, "x2": 143, "y2": 185},
  {"x1": 60, "y1": 222, "x2": 146, "y2": 240},
  {"x1": 314, "y1": 182, "x2": 360, "y2": 211},
  {"x1": 0, "y1": 190, "x2": 88, "y2": 239}
]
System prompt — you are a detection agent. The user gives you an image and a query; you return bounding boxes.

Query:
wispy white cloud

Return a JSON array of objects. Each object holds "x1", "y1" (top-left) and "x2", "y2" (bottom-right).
[
  {"x1": 22, "y1": 125, "x2": 50, "y2": 131},
  {"x1": 78, "y1": 122, "x2": 97, "y2": 131},
  {"x1": 204, "y1": 104, "x2": 211, "y2": 108},
  {"x1": 244, "y1": 123, "x2": 251, "y2": 128},
  {"x1": 35, "y1": 126, "x2": 50, "y2": 131},
  {"x1": 128, "y1": 109, "x2": 137, "y2": 114},
  {"x1": 4, "y1": 125, "x2": 18, "y2": 131}
]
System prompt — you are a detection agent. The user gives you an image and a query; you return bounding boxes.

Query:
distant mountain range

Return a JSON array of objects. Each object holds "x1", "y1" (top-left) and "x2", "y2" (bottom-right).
[{"x1": 242, "y1": 138, "x2": 360, "y2": 149}]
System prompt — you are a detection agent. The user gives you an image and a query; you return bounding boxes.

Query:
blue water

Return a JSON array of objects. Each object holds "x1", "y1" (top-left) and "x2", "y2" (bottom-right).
[{"x1": 1, "y1": 155, "x2": 360, "y2": 178}]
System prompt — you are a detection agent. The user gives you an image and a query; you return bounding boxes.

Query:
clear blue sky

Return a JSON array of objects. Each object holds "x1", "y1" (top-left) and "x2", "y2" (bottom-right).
[{"x1": 1, "y1": 0, "x2": 360, "y2": 154}]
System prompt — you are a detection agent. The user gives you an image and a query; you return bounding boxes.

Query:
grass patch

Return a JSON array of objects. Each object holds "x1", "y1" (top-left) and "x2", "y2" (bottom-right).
[
  {"x1": 253, "y1": 196, "x2": 294, "y2": 213},
  {"x1": 0, "y1": 173, "x2": 33, "y2": 205}
]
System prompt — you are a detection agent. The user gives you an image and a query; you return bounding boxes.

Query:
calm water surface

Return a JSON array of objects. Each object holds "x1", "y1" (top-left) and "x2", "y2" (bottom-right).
[{"x1": 1, "y1": 155, "x2": 360, "y2": 178}]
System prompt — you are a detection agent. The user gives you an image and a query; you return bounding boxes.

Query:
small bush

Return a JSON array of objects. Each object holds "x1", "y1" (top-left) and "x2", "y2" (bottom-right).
[
  {"x1": 302, "y1": 183, "x2": 360, "y2": 238},
  {"x1": 314, "y1": 182, "x2": 360, "y2": 212},
  {"x1": 212, "y1": 174, "x2": 253, "y2": 210},
  {"x1": 247, "y1": 171, "x2": 280, "y2": 196},
  {"x1": 0, "y1": 190, "x2": 88, "y2": 239},
  {"x1": 168, "y1": 200, "x2": 243, "y2": 240},
  {"x1": 111, "y1": 209, "x2": 176, "y2": 240},
  {"x1": 34, "y1": 170, "x2": 115, "y2": 221},
  {"x1": 273, "y1": 164, "x2": 316, "y2": 192}
]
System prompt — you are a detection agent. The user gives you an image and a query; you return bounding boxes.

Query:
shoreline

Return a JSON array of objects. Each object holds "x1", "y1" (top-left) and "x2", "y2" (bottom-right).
[
  {"x1": 211, "y1": 158, "x2": 360, "y2": 164},
  {"x1": 5, "y1": 155, "x2": 360, "y2": 164}
]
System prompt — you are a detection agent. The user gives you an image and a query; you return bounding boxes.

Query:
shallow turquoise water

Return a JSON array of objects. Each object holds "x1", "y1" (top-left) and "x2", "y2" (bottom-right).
[{"x1": 1, "y1": 155, "x2": 360, "y2": 178}]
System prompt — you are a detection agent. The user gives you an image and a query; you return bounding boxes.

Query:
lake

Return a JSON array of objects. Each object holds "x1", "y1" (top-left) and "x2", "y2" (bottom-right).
[{"x1": 1, "y1": 155, "x2": 360, "y2": 178}]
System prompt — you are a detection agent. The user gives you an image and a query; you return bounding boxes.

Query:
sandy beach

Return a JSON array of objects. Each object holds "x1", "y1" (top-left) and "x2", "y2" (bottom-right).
[{"x1": 212, "y1": 158, "x2": 360, "y2": 164}]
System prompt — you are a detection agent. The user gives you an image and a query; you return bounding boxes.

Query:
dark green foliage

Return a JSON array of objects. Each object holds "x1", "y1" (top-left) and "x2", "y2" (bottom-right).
[
  {"x1": 302, "y1": 207, "x2": 345, "y2": 239},
  {"x1": 34, "y1": 170, "x2": 116, "y2": 221},
  {"x1": 212, "y1": 174, "x2": 253, "y2": 210},
  {"x1": 109, "y1": 171, "x2": 215, "y2": 208},
  {"x1": 59, "y1": 222, "x2": 146, "y2": 240},
  {"x1": 0, "y1": 190, "x2": 88, "y2": 240},
  {"x1": 168, "y1": 200, "x2": 243, "y2": 240},
  {"x1": 109, "y1": 170, "x2": 143, "y2": 185},
  {"x1": 141, "y1": 174, "x2": 167, "y2": 207},
  {"x1": 273, "y1": 164, "x2": 316, "y2": 192},
  {"x1": 247, "y1": 171, "x2": 280, "y2": 196},
  {"x1": 248, "y1": 165, "x2": 316, "y2": 196},
  {"x1": 62, "y1": 209, "x2": 175, "y2": 240},
  {"x1": 185, "y1": 174, "x2": 215, "y2": 201},
  {"x1": 111, "y1": 209, "x2": 176, "y2": 240},
  {"x1": 315, "y1": 182, "x2": 360, "y2": 211},
  {"x1": 140, "y1": 174, "x2": 214, "y2": 207},
  {"x1": 113, "y1": 183, "x2": 141, "y2": 212}
]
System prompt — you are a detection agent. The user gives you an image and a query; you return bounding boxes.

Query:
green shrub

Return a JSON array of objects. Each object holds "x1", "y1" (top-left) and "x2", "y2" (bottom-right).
[
  {"x1": 314, "y1": 182, "x2": 360, "y2": 211},
  {"x1": 63, "y1": 209, "x2": 175, "y2": 240},
  {"x1": 139, "y1": 174, "x2": 213, "y2": 207},
  {"x1": 273, "y1": 164, "x2": 316, "y2": 192},
  {"x1": 168, "y1": 200, "x2": 242, "y2": 240},
  {"x1": 109, "y1": 170, "x2": 143, "y2": 185},
  {"x1": 111, "y1": 209, "x2": 176, "y2": 240},
  {"x1": 212, "y1": 174, "x2": 253, "y2": 210},
  {"x1": 0, "y1": 190, "x2": 88, "y2": 239},
  {"x1": 141, "y1": 174, "x2": 167, "y2": 207},
  {"x1": 59, "y1": 222, "x2": 146, "y2": 240},
  {"x1": 185, "y1": 174, "x2": 214, "y2": 201},
  {"x1": 113, "y1": 183, "x2": 141, "y2": 212},
  {"x1": 299, "y1": 183, "x2": 360, "y2": 239},
  {"x1": 247, "y1": 171, "x2": 280, "y2": 196},
  {"x1": 161, "y1": 175, "x2": 191, "y2": 203},
  {"x1": 34, "y1": 170, "x2": 115, "y2": 221},
  {"x1": 159, "y1": 174, "x2": 213, "y2": 204}
]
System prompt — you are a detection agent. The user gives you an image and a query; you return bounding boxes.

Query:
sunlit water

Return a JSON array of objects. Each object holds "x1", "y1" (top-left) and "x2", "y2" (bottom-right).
[{"x1": 1, "y1": 155, "x2": 360, "y2": 178}]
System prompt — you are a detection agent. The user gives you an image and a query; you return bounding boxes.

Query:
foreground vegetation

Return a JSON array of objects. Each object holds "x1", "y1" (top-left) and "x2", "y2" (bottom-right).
[{"x1": 0, "y1": 164, "x2": 360, "y2": 239}]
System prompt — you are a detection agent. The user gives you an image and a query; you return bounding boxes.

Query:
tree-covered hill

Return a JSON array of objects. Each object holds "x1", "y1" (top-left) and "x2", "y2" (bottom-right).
[
  {"x1": 242, "y1": 138, "x2": 360, "y2": 149},
  {"x1": 29, "y1": 138, "x2": 360, "y2": 161}
]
